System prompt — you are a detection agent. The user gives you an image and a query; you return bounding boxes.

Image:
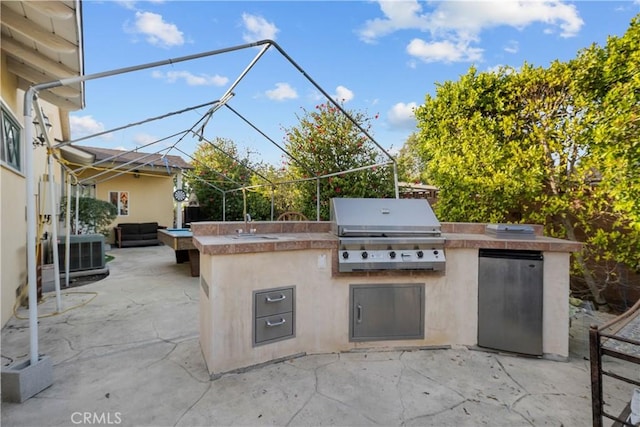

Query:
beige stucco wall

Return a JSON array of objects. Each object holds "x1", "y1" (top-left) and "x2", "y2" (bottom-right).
[
  {"x1": 1, "y1": 51, "x2": 67, "y2": 326},
  {"x1": 1, "y1": 155, "x2": 27, "y2": 326},
  {"x1": 81, "y1": 171, "x2": 176, "y2": 244},
  {"x1": 199, "y1": 246, "x2": 571, "y2": 376},
  {"x1": 542, "y1": 252, "x2": 571, "y2": 358}
]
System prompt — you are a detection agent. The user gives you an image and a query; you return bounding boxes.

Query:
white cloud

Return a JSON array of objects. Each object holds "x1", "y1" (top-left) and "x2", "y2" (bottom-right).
[
  {"x1": 387, "y1": 102, "x2": 417, "y2": 130},
  {"x1": 358, "y1": 0, "x2": 583, "y2": 63},
  {"x1": 69, "y1": 115, "x2": 111, "y2": 139},
  {"x1": 242, "y1": 13, "x2": 279, "y2": 43},
  {"x1": 134, "y1": 11, "x2": 184, "y2": 48},
  {"x1": 504, "y1": 40, "x2": 519, "y2": 54},
  {"x1": 265, "y1": 82, "x2": 298, "y2": 101},
  {"x1": 359, "y1": 0, "x2": 583, "y2": 41},
  {"x1": 333, "y1": 85, "x2": 354, "y2": 103},
  {"x1": 151, "y1": 70, "x2": 228, "y2": 86},
  {"x1": 357, "y1": 0, "x2": 427, "y2": 43},
  {"x1": 133, "y1": 133, "x2": 158, "y2": 147},
  {"x1": 487, "y1": 64, "x2": 503, "y2": 74},
  {"x1": 116, "y1": 1, "x2": 165, "y2": 10},
  {"x1": 407, "y1": 38, "x2": 482, "y2": 63},
  {"x1": 422, "y1": 1, "x2": 583, "y2": 38},
  {"x1": 115, "y1": 1, "x2": 137, "y2": 10}
]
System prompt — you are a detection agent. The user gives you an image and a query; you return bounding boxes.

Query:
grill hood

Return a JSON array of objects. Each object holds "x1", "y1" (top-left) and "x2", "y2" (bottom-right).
[{"x1": 330, "y1": 198, "x2": 442, "y2": 237}]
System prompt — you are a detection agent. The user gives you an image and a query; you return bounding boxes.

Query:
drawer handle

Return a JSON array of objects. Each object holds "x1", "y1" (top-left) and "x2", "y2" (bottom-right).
[
  {"x1": 266, "y1": 318, "x2": 286, "y2": 327},
  {"x1": 265, "y1": 294, "x2": 286, "y2": 303}
]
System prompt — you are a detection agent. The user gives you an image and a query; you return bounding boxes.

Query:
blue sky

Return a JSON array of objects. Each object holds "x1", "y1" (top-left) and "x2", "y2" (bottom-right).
[{"x1": 71, "y1": 0, "x2": 640, "y2": 166}]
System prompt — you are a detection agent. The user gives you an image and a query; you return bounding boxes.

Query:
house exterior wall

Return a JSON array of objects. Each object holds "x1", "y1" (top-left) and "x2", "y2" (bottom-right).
[
  {"x1": 78, "y1": 170, "x2": 176, "y2": 244},
  {"x1": 1, "y1": 138, "x2": 27, "y2": 327},
  {"x1": 1, "y1": 52, "x2": 66, "y2": 326}
]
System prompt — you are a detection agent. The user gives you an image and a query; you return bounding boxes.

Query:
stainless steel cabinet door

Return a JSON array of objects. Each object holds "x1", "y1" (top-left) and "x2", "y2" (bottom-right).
[{"x1": 350, "y1": 284, "x2": 425, "y2": 341}]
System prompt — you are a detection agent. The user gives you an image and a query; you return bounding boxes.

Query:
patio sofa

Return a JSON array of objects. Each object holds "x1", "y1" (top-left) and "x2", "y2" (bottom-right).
[{"x1": 114, "y1": 222, "x2": 164, "y2": 248}]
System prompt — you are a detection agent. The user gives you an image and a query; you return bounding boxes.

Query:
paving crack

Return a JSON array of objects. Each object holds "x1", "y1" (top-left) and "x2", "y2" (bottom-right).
[
  {"x1": 182, "y1": 289, "x2": 197, "y2": 302},
  {"x1": 53, "y1": 336, "x2": 83, "y2": 365},
  {"x1": 172, "y1": 381, "x2": 212, "y2": 427},
  {"x1": 397, "y1": 351, "x2": 409, "y2": 425},
  {"x1": 54, "y1": 337, "x2": 175, "y2": 366},
  {"x1": 401, "y1": 363, "x2": 467, "y2": 401},
  {"x1": 403, "y1": 398, "x2": 468, "y2": 424},
  {"x1": 284, "y1": 387, "x2": 315, "y2": 426},
  {"x1": 510, "y1": 393, "x2": 536, "y2": 426},
  {"x1": 310, "y1": 355, "x2": 381, "y2": 425},
  {"x1": 494, "y1": 356, "x2": 527, "y2": 392}
]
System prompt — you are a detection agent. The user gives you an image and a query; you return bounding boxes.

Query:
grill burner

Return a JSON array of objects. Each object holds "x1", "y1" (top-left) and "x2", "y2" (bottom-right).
[{"x1": 331, "y1": 198, "x2": 446, "y2": 272}]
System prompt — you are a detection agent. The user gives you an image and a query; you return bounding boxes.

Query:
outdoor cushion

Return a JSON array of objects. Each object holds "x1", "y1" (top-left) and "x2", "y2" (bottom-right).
[
  {"x1": 118, "y1": 223, "x2": 140, "y2": 234},
  {"x1": 139, "y1": 222, "x2": 159, "y2": 234},
  {"x1": 115, "y1": 222, "x2": 161, "y2": 248}
]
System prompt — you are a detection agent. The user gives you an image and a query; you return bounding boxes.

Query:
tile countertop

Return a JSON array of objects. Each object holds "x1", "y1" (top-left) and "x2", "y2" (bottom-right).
[{"x1": 190, "y1": 221, "x2": 582, "y2": 255}]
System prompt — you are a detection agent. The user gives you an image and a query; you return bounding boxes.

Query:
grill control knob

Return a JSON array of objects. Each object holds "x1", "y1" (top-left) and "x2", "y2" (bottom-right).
[
  {"x1": 361, "y1": 251, "x2": 368, "y2": 259},
  {"x1": 416, "y1": 250, "x2": 424, "y2": 258},
  {"x1": 389, "y1": 251, "x2": 396, "y2": 259},
  {"x1": 433, "y1": 250, "x2": 439, "y2": 255},
  {"x1": 342, "y1": 251, "x2": 349, "y2": 259}
]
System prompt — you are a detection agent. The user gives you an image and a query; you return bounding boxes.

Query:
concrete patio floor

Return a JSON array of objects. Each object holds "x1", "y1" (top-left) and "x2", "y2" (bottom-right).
[{"x1": 0, "y1": 245, "x2": 635, "y2": 426}]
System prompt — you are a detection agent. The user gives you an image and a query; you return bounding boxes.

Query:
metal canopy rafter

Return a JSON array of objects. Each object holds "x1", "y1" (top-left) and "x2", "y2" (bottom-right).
[
  {"x1": 173, "y1": 146, "x2": 246, "y2": 189},
  {"x1": 37, "y1": 38, "x2": 398, "y2": 196}
]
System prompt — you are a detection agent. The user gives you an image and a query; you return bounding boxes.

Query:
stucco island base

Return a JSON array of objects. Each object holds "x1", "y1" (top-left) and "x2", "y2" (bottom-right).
[{"x1": 192, "y1": 222, "x2": 581, "y2": 378}]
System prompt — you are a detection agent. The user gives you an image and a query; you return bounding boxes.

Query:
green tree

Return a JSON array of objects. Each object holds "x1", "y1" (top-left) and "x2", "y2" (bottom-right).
[
  {"x1": 250, "y1": 163, "x2": 304, "y2": 219},
  {"x1": 60, "y1": 196, "x2": 117, "y2": 236},
  {"x1": 414, "y1": 66, "x2": 540, "y2": 223},
  {"x1": 283, "y1": 102, "x2": 395, "y2": 220},
  {"x1": 396, "y1": 133, "x2": 425, "y2": 184},
  {"x1": 582, "y1": 15, "x2": 640, "y2": 242},
  {"x1": 412, "y1": 39, "x2": 640, "y2": 308},
  {"x1": 186, "y1": 138, "x2": 271, "y2": 221}
]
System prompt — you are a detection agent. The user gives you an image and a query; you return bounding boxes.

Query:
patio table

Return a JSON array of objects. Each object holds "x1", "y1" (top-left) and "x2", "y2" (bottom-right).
[{"x1": 158, "y1": 228, "x2": 199, "y2": 277}]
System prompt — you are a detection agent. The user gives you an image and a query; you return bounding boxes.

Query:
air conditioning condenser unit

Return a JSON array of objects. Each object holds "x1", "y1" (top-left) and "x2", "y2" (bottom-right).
[{"x1": 57, "y1": 234, "x2": 106, "y2": 272}]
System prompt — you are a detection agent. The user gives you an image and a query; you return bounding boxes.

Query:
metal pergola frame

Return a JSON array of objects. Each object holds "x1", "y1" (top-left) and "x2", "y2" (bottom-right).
[{"x1": 23, "y1": 39, "x2": 400, "y2": 366}]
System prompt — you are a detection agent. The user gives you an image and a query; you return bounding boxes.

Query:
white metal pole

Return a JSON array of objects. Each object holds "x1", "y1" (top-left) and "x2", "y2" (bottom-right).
[
  {"x1": 392, "y1": 162, "x2": 399, "y2": 199},
  {"x1": 24, "y1": 90, "x2": 39, "y2": 366},
  {"x1": 270, "y1": 187, "x2": 274, "y2": 221},
  {"x1": 48, "y1": 153, "x2": 62, "y2": 311},
  {"x1": 316, "y1": 178, "x2": 320, "y2": 221},
  {"x1": 74, "y1": 185, "x2": 80, "y2": 235},
  {"x1": 176, "y1": 173, "x2": 183, "y2": 228},
  {"x1": 65, "y1": 174, "x2": 72, "y2": 287}
]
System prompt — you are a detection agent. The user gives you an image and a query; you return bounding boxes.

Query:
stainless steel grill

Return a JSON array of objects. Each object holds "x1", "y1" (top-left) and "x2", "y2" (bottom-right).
[{"x1": 331, "y1": 198, "x2": 446, "y2": 272}]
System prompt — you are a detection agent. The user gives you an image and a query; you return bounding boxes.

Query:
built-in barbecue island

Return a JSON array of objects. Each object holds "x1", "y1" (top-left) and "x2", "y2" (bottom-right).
[{"x1": 191, "y1": 198, "x2": 582, "y2": 378}]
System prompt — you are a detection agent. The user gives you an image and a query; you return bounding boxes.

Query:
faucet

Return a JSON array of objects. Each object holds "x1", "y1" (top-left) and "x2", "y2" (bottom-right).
[{"x1": 244, "y1": 213, "x2": 252, "y2": 233}]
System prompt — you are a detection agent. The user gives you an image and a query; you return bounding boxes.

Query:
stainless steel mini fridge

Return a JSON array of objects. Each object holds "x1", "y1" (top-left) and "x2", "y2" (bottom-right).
[{"x1": 478, "y1": 249, "x2": 544, "y2": 356}]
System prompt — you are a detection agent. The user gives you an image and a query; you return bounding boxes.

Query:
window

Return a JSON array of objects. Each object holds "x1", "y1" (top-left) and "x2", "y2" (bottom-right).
[
  {"x1": 109, "y1": 191, "x2": 129, "y2": 216},
  {"x1": 1, "y1": 105, "x2": 23, "y2": 172},
  {"x1": 70, "y1": 182, "x2": 96, "y2": 199}
]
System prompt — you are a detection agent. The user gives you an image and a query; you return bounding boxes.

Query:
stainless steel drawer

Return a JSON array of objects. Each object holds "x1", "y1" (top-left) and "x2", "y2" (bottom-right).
[
  {"x1": 254, "y1": 288, "x2": 293, "y2": 318},
  {"x1": 255, "y1": 312, "x2": 294, "y2": 344}
]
